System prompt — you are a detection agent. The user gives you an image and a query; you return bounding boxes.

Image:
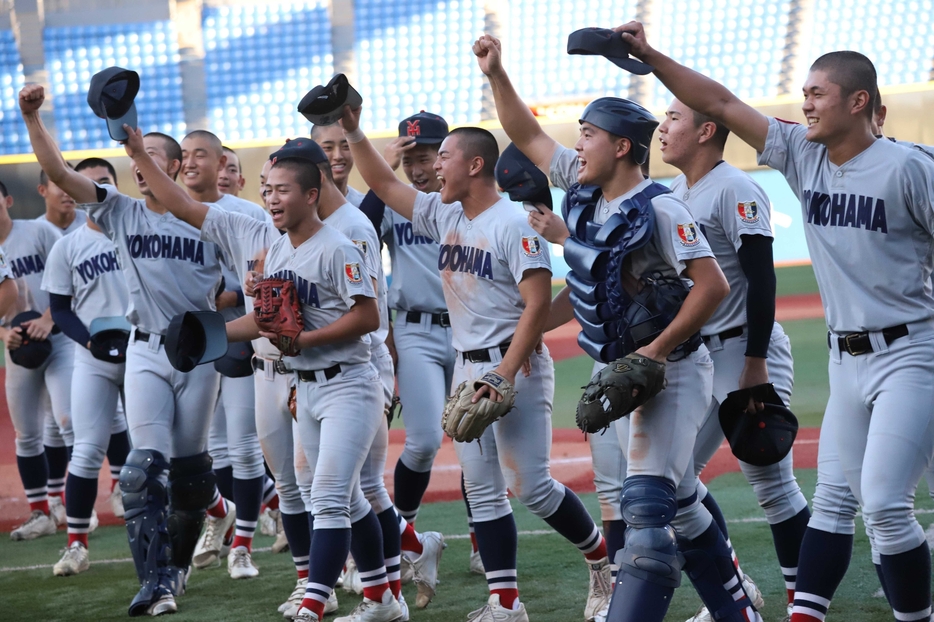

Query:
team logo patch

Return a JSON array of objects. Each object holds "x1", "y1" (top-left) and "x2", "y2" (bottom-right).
[
  {"x1": 352, "y1": 239, "x2": 368, "y2": 256},
  {"x1": 406, "y1": 120, "x2": 421, "y2": 136},
  {"x1": 522, "y1": 236, "x2": 542, "y2": 257},
  {"x1": 345, "y1": 263, "x2": 362, "y2": 284},
  {"x1": 737, "y1": 201, "x2": 759, "y2": 223},
  {"x1": 677, "y1": 223, "x2": 701, "y2": 247}
]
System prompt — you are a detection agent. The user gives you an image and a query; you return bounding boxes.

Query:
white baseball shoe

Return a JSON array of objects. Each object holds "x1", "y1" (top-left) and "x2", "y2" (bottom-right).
[
  {"x1": 110, "y1": 487, "x2": 125, "y2": 518},
  {"x1": 10, "y1": 510, "x2": 57, "y2": 541},
  {"x1": 782, "y1": 602, "x2": 793, "y2": 622},
  {"x1": 334, "y1": 588, "x2": 403, "y2": 622},
  {"x1": 272, "y1": 511, "x2": 290, "y2": 554},
  {"x1": 465, "y1": 594, "x2": 529, "y2": 622},
  {"x1": 49, "y1": 496, "x2": 66, "y2": 526},
  {"x1": 400, "y1": 553, "x2": 415, "y2": 584},
  {"x1": 293, "y1": 607, "x2": 321, "y2": 622},
  {"x1": 260, "y1": 507, "x2": 278, "y2": 536},
  {"x1": 397, "y1": 593, "x2": 409, "y2": 622},
  {"x1": 279, "y1": 577, "x2": 307, "y2": 617},
  {"x1": 192, "y1": 500, "x2": 236, "y2": 568},
  {"x1": 89, "y1": 509, "x2": 99, "y2": 534},
  {"x1": 584, "y1": 558, "x2": 613, "y2": 621},
  {"x1": 412, "y1": 531, "x2": 445, "y2": 608},
  {"x1": 341, "y1": 557, "x2": 363, "y2": 594},
  {"x1": 741, "y1": 573, "x2": 765, "y2": 610},
  {"x1": 146, "y1": 592, "x2": 178, "y2": 616},
  {"x1": 53, "y1": 541, "x2": 90, "y2": 576},
  {"x1": 227, "y1": 545, "x2": 259, "y2": 579},
  {"x1": 469, "y1": 550, "x2": 485, "y2": 575}
]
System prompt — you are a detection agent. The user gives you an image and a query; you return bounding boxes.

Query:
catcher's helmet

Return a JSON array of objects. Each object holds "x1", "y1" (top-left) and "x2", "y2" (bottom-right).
[
  {"x1": 579, "y1": 97, "x2": 658, "y2": 165},
  {"x1": 495, "y1": 143, "x2": 553, "y2": 210},
  {"x1": 8, "y1": 311, "x2": 52, "y2": 369},
  {"x1": 718, "y1": 383, "x2": 799, "y2": 467},
  {"x1": 165, "y1": 311, "x2": 227, "y2": 373}
]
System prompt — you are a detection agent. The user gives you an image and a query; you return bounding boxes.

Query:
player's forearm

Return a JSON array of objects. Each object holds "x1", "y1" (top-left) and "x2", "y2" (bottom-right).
[
  {"x1": 486, "y1": 68, "x2": 558, "y2": 170},
  {"x1": 132, "y1": 151, "x2": 208, "y2": 229},
  {"x1": 501, "y1": 271, "x2": 552, "y2": 379},
  {"x1": 227, "y1": 313, "x2": 261, "y2": 342},
  {"x1": 22, "y1": 113, "x2": 98, "y2": 204},
  {"x1": 345, "y1": 134, "x2": 418, "y2": 220},
  {"x1": 297, "y1": 297, "x2": 380, "y2": 350},
  {"x1": 544, "y1": 286, "x2": 574, "y2": 333},
  {"x1": 639, "y1": 47, "x2": 735, "y2": 121},
  {"x1": 0, "y1": 279, "x2": 17, "y2": 320}
]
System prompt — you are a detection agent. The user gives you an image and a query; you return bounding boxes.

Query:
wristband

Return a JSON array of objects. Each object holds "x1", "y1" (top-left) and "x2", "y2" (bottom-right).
[{"x1": 344, "y1": 128, "x2": 366, "y2": 144}]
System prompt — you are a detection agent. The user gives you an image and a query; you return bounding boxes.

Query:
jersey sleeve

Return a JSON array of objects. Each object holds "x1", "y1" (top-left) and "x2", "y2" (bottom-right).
[
  {"x1": 655, "y1": 196, "x2": 715, "y2": 274},
  {"x1": 344, "y1": 222, "x2": 382, "y2": 280},
  {"x1": 201, "y1": 206, "x2": 275, "y2": 279},
  {"x1": 79, "y1": 183, "x2": 124, "y2": 237},
  {"x1": 36, "y1": 220, "x2": 63, "y2": 258},
  {"x1": 500, "y1": 212, "x2": 553, "y2": 283},
  {"x1": 719, "y1": 175, "x2": 774, "y2": 251},
  {"x1": 412, "y1": 192, "x2": 444, "y2": 241},
  {"x1": 329, "y1": 242, "x2": 377, "y2": 307},
  {"x1": 40, "y1": 237, "x2": 74, "y2": 296},
  {"x1": 380, "y1": 208, "x2": 393, "y2": 239},
  {"x1": 903, "y1": 151, "x2": 934, "y2": 237},
  {"x1": 549, "y1": 146, "x2": 580, "y2": 191},
  {"x1": 757, "y1": 118, "x2": 812, "y2": 198},
  {"x1": 0, "y1": 245, "x2": 12, "y2": 282}
]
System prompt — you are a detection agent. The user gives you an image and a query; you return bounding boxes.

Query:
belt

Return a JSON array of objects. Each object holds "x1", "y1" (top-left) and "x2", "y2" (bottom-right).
[
  {"x1": 404, "y1": 310, "x2": 451, "y2": 328},
  {"x1": 459, "y1": 342, "x2": 511, "y2": 364},
  {"x1": 134, "y1": 330, "x2": 165, "y2": 345},
  {"x1": 828, "y1": 324, "x2": 909, "y2": 356},
  {"x1": 295, "y1": 364, "x2": 342, "y2": 383},
  {"x1": 252, "y1": 357, "x2": 290, "y2": 375},
  {"x1": 702, "y1": 326, "x2": 744, "y2": 345}
]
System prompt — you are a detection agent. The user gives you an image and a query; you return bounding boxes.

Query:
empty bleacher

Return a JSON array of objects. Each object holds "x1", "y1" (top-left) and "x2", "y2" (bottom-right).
[{"x1": 0, "y1": 29, "x2": 28, "y2": 155}]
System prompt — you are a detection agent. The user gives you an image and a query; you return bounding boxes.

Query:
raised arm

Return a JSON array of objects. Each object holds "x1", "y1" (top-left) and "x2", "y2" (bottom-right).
[
  {"x1": 474, "y1": 35, "x2": 559, "y2": 169},
  {"x1": 339, "y1": 106, "x2": 419, "y2": 221},
  {"x1": 122, "y1": 126, "x2": 210, "y2": 229},
  {"x1": 19, "y1": 85, "x2": 98, "y2": 204},
  {"x1": 617, "y1": 22, "x2": 770, "y2": 153}
]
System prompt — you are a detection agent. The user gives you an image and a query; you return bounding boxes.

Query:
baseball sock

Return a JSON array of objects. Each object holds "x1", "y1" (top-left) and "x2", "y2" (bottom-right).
[
  {"x1": 769, "y1": 507, "x2": 811, "y2": 605},
  {"x1": 394, "y1": 460, "x2": 431, "y2": 524},
  {"x1": 301, "y1": 526, "x2": 351, "y2": 618},
  {"x1": 603, "y1": 519, "x2": 626, "y2": 581},
  {"x1": 376, "y1": 508, "x2": 402, "y2": 597},
  {"x1": 45, "y1": 445, "x2": 69, "y2": 501},
  {"x1": 350, "y1": 509, "x2": 390, "y2": 602},
  {"x1": 680, "y1": 521, "x2": 757, "y2": 621},
  {"x1": 874, "y1": 563, "x2": 890, "y2": 602},
  {"x1": 790, "y1": 528, "x2": 853, "y2": 622},
  {"x1": 462, "y1": 473, "x2": 479, "y2": 553},
  {"x1": 474, "y1": 514, "x2": 520, "y2": 609},
  {"x1": 543, "y1": 487, "x2": 608, "y2": 562},
  {"x1": 261, "y1": 476, "x2": 278, "y2": 510},
  {"x1": 64, "y1": 474, "x2": 97, "y2": 548},
  {"x1": 700, "y1": 488, "x2": 746, "y2": 576},
  {"x1": 879, "y1": 543, "x2": 931, "y2": 621},
  {"x1": 281, "y1": 511, "x2": 311, "y2": 579},
  {"x1": 207, "y1": 489, "x2": 229, "y2": 518},
  {"x1": 214, "y1": 465, "x2": 234, "y2": 501},
  {"x1": 396, "y1": 508, "x2": 423, "y2": 555},
  {"x1": 17, "y1": 453, "x2": 50, "y2": 514},
  {"x1": 106, "y1": 431, "x2": 130, "y2": 492},
  {"x1": 231, "y1": 475, "x2": 263, "y2": 551}
]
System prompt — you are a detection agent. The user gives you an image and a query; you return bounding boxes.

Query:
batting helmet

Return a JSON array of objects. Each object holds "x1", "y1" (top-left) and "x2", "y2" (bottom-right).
[
  {"x1": 495, "y1": 143, "x2": 553, "y2": 210},
  {"x1": 718, "y1": 383, "x2": 799, "y2": 467},
  {"x1": 579, "y1": 97, "x2": 658, "y2": 165},
  {"x1": 8, "y1": 311, "x2": 52, "y2": 369}
]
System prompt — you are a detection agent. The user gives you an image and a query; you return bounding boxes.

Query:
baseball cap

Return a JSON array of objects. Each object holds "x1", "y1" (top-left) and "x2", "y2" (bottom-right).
[
  {"x1": 567, "y1": 28, "x2": 654, "y2": 75},
  {"x1": 398, "y1": 111, "x2": 449, "y2": 145},
  {"x1": 164, "y1": 311, "x2": 228, "y2": 373},
  {"x1": 8, "y1": 311, "x2": 53, "y2": 369},
  {"x1": 88, "y1": 316, "x2": 131, "y2": 364},
  {"x1": 87, "y1": 67, "x2": 140, "y2": 141},
  {"x1": 298, "y1": 74, "x2": 363, "y2": 126},
  {"x1": 718, "y1": 383, "x2": 799, "y2": 467},
  {"x1": 270, "y1": 137, "x2": 328, "y2": 165},
  {"x1": 495, "y1": 143, "x2": 553, "y2": 210}
]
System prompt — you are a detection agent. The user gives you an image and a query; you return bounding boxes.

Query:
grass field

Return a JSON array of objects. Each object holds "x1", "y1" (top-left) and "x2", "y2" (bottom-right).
[{"x1": 0, "y1": 470, "x2": 920, "y2": 621}]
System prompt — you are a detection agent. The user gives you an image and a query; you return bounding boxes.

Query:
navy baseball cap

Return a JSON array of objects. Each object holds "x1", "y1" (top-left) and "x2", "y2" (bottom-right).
[
  {"x1": 8, "y1": 311, "x2": 53, "y2": 369},
  {"x1": 567, "y1": 28, "x2": 654, "y2": 75},
  {"x1": 87, "y1": 67, "x2": 139, "y2": 141},
  {"x1": 398, "y1": 111, "x2": 449, "y2": 145},
  {"x1": 165, "y1": 311, "x2": 228, "y2": 373},
  {"x1": 270, "y1": 137, "x2": 328, "y2": 165},
  {"x1": 298, "y1": 74, "x2": 363, "y2": 126},
  {"x1": 496, "y1": 143, "x2": 553, "y2": 210},
  {"x1": 718, "y1": 383, "x2": 799, "y2": 467},
  {"x1": 89, "y1": 316, "x2": 131, "y2": 364}
]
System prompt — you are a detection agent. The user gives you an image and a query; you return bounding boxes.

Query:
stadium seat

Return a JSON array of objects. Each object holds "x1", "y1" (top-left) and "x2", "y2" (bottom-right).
[{"x1": 0, "y1": 30, "x2": 31, "y2": 155}]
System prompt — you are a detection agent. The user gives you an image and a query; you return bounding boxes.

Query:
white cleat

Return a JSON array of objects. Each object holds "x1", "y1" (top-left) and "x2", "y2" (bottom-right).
[
  {"x1": 741, "y1": 573, "x2": 765, "y2": 610},
  {"x1": 146, "y1": 592, "x2": 178, "y2": 616},
  {"x1": 89, "y1": 509, "x2": 99, "y2": 534},
  {"x1": 227, "y1": 545, "x2": 259, "y2": 579},
  {"x1": 397, "y1": 593, "x2": 409, "y2": 622},
  {"x1": 465, "y1": 594, "x2": 529, "y2": 622},
  {"x1": 10, "y1": 510, "x2": 57, "y2": 541},
  {"x1": 192, "y1": 501, "x2": 237, "y2": 569},
  {"x1": 279, "y1": 577, "x2": 307, "y2": 617},
  {"x1": 584, "y1": 557, "x2": 613, "y2": 621},
  {"x1": 272, "y1": 511, "x2": 289, "y2": 554},
  {"x1": 412, "y1": 531, "x2": 445, "y2": 608},
  {"x1": 293, "y1": 607, "x2": 321, "y2": 622},
  {"x1": 49, "y1": 496, "x2": 66, "y2": 527},
  {"x1": 469, "y1": 549, "x2": 485, "y2": 575},
  {"x1": 53, "y1": 541, "x2": 90, "y2": 576},
  {"x1": 782, "y1": 602, "x2": 793, "y2": 622},
  {"x1": 341, "y1": 556, "x2": 363, "y2": 594},
  {"x1": 334, "y1": 588, "x2": 403, "y2": 622},
  {"x1": 324, "y1": 590, "x2": 339, "y2": 615},
  {"x1": 111, "y1": 487, "x2": 125, "y2": 518},
  {"x1": 400, "y1": 553, "x2": 415, "y2": 584},
  {"x1": 260, "y1": 507, "x2": 278, "y2": 537}
]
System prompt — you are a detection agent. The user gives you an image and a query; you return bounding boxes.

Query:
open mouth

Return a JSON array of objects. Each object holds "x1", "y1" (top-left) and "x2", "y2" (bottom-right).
[
  {"x1": 135, "y1": 170, "x2": 146, "y2": 185},
  {"x1": 412, "y1": 178, "x2": 430, "y2": 190},
  {"x1": 436, "y1": 174, "x2": 445, "y2": 189},
  {"x1": 807, "y1": 117, "x2": 819, "y2": 127}
]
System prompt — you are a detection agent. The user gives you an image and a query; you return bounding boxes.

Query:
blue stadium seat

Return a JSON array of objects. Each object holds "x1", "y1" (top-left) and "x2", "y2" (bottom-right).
[{"x1": 0, "y1": 30, "x2": 30, "y2": 155}]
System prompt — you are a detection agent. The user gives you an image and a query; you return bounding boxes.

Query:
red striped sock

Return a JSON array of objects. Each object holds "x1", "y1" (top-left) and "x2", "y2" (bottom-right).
[
  {"x1": 68, "y1": 532, "x2": 88, "y2": 548},
  {"x1": 787, "y1": 589, "x2": 795, "y2": 605},
  {"x1": 110, "y1": 478, "x2": 118, "y2": 493},
  {"x1": 231, "y1": 535, "x2": 252, "y2": 552},
  {"x1": 470, "y1": 533, "x2": 479, "y2": 553},
  {"x1": 51, "y1": 491, "x2": 64, "y2": 502},
  {"x1": 492, "y1": 588, "x2": 519, "y2": 610},
  {"x1": 584, "y1": 536, "x2": 608, "y2": 562},
  {"x1": 300, "y1": 598, "x2": 324, "y2": 619},
  {"x1": 297, "y1": 568, "x2": 309, "y2": 580},
  {"x1": 29, "y1": 499, "x2": 50, "y2": 515},
  {"x1": 389, "y1": 578, "x2": 401, "y2": 598},
  {"x1": 207, "y1": 496, "x2": 227, "y2": 519},
  {"x1": 266, "y1": 495, "x2": 279, "y2": 511},
  {"x1": 400, "y1": 522, "x2": 423, "y2": 555},
  {"x1": 790, "y1": 614, "x2": 821, "y2": 622},
  {"x1": 362, "y1": 582, "x2": 389, "y2": 603}
]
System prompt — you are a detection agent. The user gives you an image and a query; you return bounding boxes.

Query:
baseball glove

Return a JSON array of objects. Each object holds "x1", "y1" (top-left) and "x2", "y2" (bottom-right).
[
  {"x1": 442, "y1": 372, "x2": 516, "y2": 443},
  {"x1": 576, "y1": 353, "x2": 667, "y2": 433},
  {"x1": 254, "y1": 278, "x2": 304, "y2": 356}
]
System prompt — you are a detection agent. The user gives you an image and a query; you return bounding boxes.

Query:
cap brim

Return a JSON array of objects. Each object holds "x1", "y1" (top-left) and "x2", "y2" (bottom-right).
[
  {"x1": 605, "y1": 56, "x2": 654, "y2": 75},
  {"x1": 105, "y1": 103, "x2": 137, "y2": 141},
  {"x1": 189, "y1": 310, "x2": 228, "y2": 364},
  {"x1": 89, "y1": 316, "x2": 132, "y2": 337},
  {"x1": 411, "y1": 136, "x2": 445, "y2": 145}
]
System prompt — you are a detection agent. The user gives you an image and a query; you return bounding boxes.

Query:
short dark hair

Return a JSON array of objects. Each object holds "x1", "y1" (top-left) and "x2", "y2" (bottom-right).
[
  {"x1": 183, "y1": 129, "x2": 224, "y2": 156},
  {"x1": 448, "y1": 127, "x2": 499, "y2": 178},
  {"x1": 222, "y1": 146, "x2": 240, "y2": 173},
  {"x1": 691, "y1": 110, "x2": 730, "y2": 150},
  {"x1": 144, "y1": 132, "x2": 183, "y2": 179},
  {"x1": 75, "y1": 157, "x2": 117, "y2": 185},
  {"x1": 40, "y1": 162, "x2": 74, "y2": 187},
  {"x1": 809, "y1": 51, "x2": 877, "y2": 119},
  {"x1": 0, "y1": 178, "x2": 8, "y2": 198},
  {"x1": 310, "y1": 123, "x2": 338, "y2": 140},
  {"x1": 873, "y1": 88, "x2": 883, "y2": 114},
  {"x1": 270, "y1": 157, "x2": 322, "y2": 194}
]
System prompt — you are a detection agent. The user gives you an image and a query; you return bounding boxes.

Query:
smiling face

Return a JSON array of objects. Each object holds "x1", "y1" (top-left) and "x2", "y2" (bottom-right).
[
  {"x1": 218, "y1": 150, "x2": 244, "y2": 196},
  {"x1": 403, "y1": 144, "x2": 442, "y2": 193},
  {"x1": 264, "y1": 163, "x2": 318, "y2": 231},
  {"x1": 658, "y1": 99, "x2": 703, "y2": 169},
  {"x1": 801, "y1": 69, "x2": 858, "y2": 145},
  {"x1": 180, "y1": 135, "x2": 225, "y2": 193},
  {"x1": 314, "y1": 124, "x2": 354, "y2": 188},
  {"x1": 38, "y1": 178, "x2": 75, "y2": 219},
  {"x1": 131, "y1": 136, "x2": 180, "y2": 197},
  {"x1": 433, "y1": 135, "x2": 473, "y2": 204},
  {"x1": 573, "y1": 122, "x2": 629, "y2": 186}
]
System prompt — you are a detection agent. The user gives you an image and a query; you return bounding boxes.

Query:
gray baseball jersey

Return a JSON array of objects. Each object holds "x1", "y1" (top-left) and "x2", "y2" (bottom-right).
[
  {"x1": 759, "y1": 118, "x2": 934, "y2": 333},
  {"x1": 670, "y1": 162, "x2": 773, "y2": 335},
  {"x1": 80, "y1": 184, "x2": 224, "y2": 334},
  {"x1": 412, "y1": 193, "x2": 552, "y2": 351},
  {"x1": 381, "y1": 208, "x2": 446, "y2": 312},
  {"x1": 37, "y1": 210, "x2": 88, "y2": 235},
  {"x1": 263, "y1": 224, "x2": 375, "y2": 370},
  {"x1": 1, "y1": 220, "x2": 62, "y2": 324},
  {"x1": 345, "y1": 186, "x2": 365, "y2": 208},
  {"x1": 0, "y1": 245, "x2": 13, "y2": 282},
  {"x1": 214, "y1": 193, "x2": 272, "y2": 322},
  {"x1": 40, "y1": 224, "x2": 129, "y2": 326}
]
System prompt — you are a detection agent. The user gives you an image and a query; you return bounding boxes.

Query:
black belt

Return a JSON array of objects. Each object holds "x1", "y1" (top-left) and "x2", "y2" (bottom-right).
[
  {"x1": 828, "y1": 324, "x2": 908, "y2": 356},
  {"x1": 295, "y1": 364, "x2": 342, "y2": 383},
  {"x1": 460, "y1": 342, "x2": 511, "y2": 364},
  {"x1": 134, "y1": 330, "x2": 165, "y2": 345},
  {"x1": 404, "y1": 310, "x2": 451, "y2": 328},
  {"x1": 252, "y1": 357, "x2": 290, "y2": 375},
  {"x1": 702, "y1": 326, "x2": 744, "y2": 345}
]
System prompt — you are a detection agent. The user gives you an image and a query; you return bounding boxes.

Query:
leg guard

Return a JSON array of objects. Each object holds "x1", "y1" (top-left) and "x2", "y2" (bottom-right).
[
  {"x1": 119, "y1": 449, "x2": 171, "y2": 616},
  {"x1": 605, "y1": 476, "x2": 682, "y2": 622},
  {"x1": 167, "y1": 452, "x2": 216, "y2": 570}
]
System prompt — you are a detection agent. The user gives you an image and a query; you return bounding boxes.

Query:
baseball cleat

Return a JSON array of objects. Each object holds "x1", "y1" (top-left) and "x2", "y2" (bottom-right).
[
  {"x1": 341, "y1": 556, "x2": 363, "y2": 594},
  {"x1": 412, "y1": 531, "x2": 445, "y2": 608},
  {"x1": 293, "y1": 607, "x2": 321, "y2": 622},
  {"x1": 260, "y1": 507, "x2": 278, "y2": 537},
  {"x1": 399, "y1": 553, "x2": 415, "y2": 584},
  {"x1": 227, "y1": 545, "x2": 259, "y2": 579},
  {"x1": 110, "y1": 487, "x2": 125, "y2": 518},
  {"x1": 469, "y1": 550, "x2": 485, "y2": 575},
  {"x1": 192, "y1": 500, "x2": 237, "y2": 568},
  {"x1": 741, "y1": 573, "x2": 765, "y2": 610},
  {"x1": 325, "y1": 590, "x2": 339, "y2": 615},
  {"x1": 333, "y1": 588, "x2": 403, "y2": 622},
  {"x1": 146, "y1": 592, "x2": 178, "y2": 617},
  {"x1": 49, "y1": 496, "x2": 66, "y2": 527},
  {"x1": 89, "y1": 509, "x2": 99, "y2": 534},
  {"x1": 781, "y1": 602, "x2": 793, "y2": 622},
  {"x1": 10, "y1": 510, "x2": 57, "y2": 541},
  {"x1": 584, "y1": 557, "x2": 612, "y2": 621},
  {"x1": 397, "y1": 593, "x2": 409, "y2": 622},
  {"x1": 53, "y1": 541, "x2": 90, "y2": 576},
  {"x1": 279, "y1": 577, "x2": 307, "y2": 617},
  {"x1": 465, "y1": 594, "x2": 529, "y2": 622},
  {"x1": 272, "y1": 511, "x2": 289, "y2": 554}
]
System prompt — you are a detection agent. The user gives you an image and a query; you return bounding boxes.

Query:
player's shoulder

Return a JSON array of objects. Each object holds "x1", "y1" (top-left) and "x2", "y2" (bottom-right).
[
  {"x1": 216, "y1": 194, "x2": 268, "y2": 220},
  {"x1": 19, "y1": 217, "x2": 61, "y2": 239}
]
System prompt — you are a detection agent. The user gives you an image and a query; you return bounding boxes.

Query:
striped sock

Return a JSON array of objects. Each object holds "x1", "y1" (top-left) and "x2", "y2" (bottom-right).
[
  {"x1": 301, "y1": 526, "x2": 350, "y2": 617},
  {"x1": 281, "y1": 511, "x2": 312, "y2": 579},
  {"x1": 232, "y1": 518, "x2": 257, "y2": 551},
  {"x1": 880, "y1": 543, "x2": 932, "y2": 621},
  {"x1": 262, "y1": 476, "x2": 278, "y2": 508},
  {"x1": 474, "y1": 514, "x2": 520, "y2": 609},
  {"x1": 393, "y1": 460, "x2": 431, "y2": 524},
  {"x1": 45, "y1": 445, "x2": 69, "y2": 500},
  {"x1": 350, "y1": 510, "x2": 390, "y2": 602},
  {"x1": 206, "y1": 490, "x2": 228, "y2": 518},
  {"x1": 486, "y1": 569, "x2": 519, "y2": 610},
  {"x1": 359, "y1": 566, "x2": 390, "y2": 602},
  {"x1": 231, "y1": 476, "x2": 263, "y2": 551},
  {"x1": 376, "y1": 508, "x2": 402, "y2": 598},
  {"x1": 542, "y1": 487, "x2": 606, "y2": 561},
  {"x1": 109, "y1": 464, "x2": 121, "y2": 492},
  {"x1": 770, "y1": 507, "x2": 811, "y2": 606},
  {"x1": 17, "y1": 453, "x2": 50, "y2": 514},
  {"x1": 65, "y1": 474, "x2": 97, "y2": 548},
  {"x1": 791, "y1": 529, "x2": 853, "y2": 622},
  {"x1": 791, "y1": 593, "x2": 830, "y2": 621},
  {"x1": 399, "y1": 518, "x2": 423, "y2": 555}
]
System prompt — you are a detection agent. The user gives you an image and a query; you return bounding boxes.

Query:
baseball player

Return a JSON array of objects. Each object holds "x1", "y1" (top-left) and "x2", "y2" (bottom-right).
[
  {"x1": 619, "y1": 21, "x2": 934, "y2": 622},
  {"x1": 475, "y1": 33, "x2": 767, "y2": 622},
  {"x1": 37, "y1": 167, "x2": 88, "y2": 234},
  {"x1": 659, "y1": 98, "x2": 811, "y2": 622},
  {"x1": 22, "y1": 83, "x2": 225, "y2": 616},
  {"x1": 341, "y1": 104, "x2": 614, "y2": 622},
  {"x1": 311, "y1": 123, "x2": 366, "y2": 206},
  {"x1": 42, "y1": 157, "x2": 132, "y2": 576},
  {"x1": 218, "y1": 146, "x2": 246, "y2": 197},
  {"x1": 120, "y1": 131, "x2": 402, "y2": 622}
]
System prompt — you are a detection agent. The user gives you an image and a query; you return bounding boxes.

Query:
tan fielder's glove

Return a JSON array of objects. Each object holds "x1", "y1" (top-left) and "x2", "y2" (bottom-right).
[{"x1": 442, "y1": 372, "x2": 516, "y2": 442}]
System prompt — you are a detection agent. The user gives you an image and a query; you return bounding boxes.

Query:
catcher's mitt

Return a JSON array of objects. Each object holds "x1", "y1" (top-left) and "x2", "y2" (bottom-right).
[
  {"x1": 576, "y1": 353, "x2": 666, "y2": 433},
  {"x1": 442, "y1": 372, "x2": 516, "y2": 442},
  {"x1": 254, "y1": 278, "x2": 304, "y2": 356}
]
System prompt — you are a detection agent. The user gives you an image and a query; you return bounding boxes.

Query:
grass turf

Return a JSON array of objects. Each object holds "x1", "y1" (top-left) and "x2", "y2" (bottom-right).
[{"x1": 1, "y1": 472, "x2": 925, "y2": 621}]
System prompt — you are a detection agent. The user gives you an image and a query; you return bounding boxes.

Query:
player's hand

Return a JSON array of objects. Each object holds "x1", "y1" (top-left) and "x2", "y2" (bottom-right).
[
  {"x1": 18, "y1": 84, "x2": 45, "y2": 116},
  {"x1": 1, "y1": 326, "x2": 23, "y2": 351},
  {"x1": 528, "y1": 209, "x2": 569, "y2": 246},
  {"x1": 339, "y1": 104, "x2": 362, "y2": 134},
  {"x1": 23, "y1": 315, "x2": 53, "y2": 341},
  {"x1": 384, "y1": 136, "x2": 417, "y2": 171},
  {"x1": 122, "y1": 125, "x2": 146, "y2": 158},
  {"x1": 385, "y1": 324, "x2": 399, "y2": 369},
  {"x1": 737, "y1": 356, "x2": 769, "y2": 412},
  {"x1": 472, "y1": 366, "x2": 515, "y2": 403},
  {"x1": 473, "y1": 34, "x2": 503, "y2": 77},
  {"x1": 520, "y1": 339, "x2": 544, "y2": 377},
  {"x1": 245, "y1": 250, "x2": 267, "y2": 297},
  {"x1": 614, "y1": 21, "x2": 653, "y2": 59}
]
